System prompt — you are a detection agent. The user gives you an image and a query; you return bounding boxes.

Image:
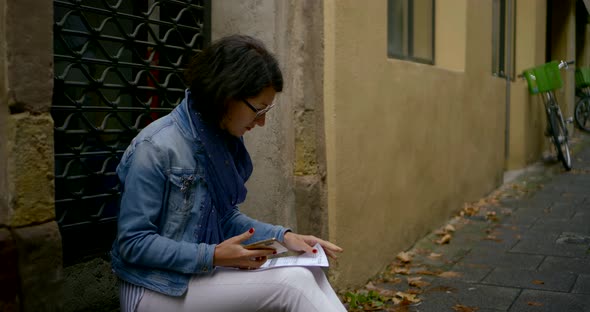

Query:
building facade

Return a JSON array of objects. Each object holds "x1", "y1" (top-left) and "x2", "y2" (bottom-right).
[{"x1": 0, "y1": 0, "x2": 588, "y2": 310}]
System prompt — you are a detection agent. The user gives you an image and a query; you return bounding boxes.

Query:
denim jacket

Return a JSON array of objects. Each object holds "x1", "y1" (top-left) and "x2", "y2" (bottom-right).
[{"x1": 111, "y1": 92, "x2": 289, "y2": 296}]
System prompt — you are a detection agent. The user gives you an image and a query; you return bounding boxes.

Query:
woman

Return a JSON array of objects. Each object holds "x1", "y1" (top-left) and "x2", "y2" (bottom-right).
[{"x1": 111, "y1": 34, "x2": 346, "y2": 312}]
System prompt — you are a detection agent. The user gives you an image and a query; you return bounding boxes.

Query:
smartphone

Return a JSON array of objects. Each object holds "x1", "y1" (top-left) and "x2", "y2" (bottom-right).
[{"x1": 243, "y1": 238, "x2": 288, "y2": 254}]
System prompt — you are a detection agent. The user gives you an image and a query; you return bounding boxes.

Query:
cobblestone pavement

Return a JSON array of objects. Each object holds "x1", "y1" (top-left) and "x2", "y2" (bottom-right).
[{"x1": 342, "y1": 132, "x2": 590, "y2": 312}]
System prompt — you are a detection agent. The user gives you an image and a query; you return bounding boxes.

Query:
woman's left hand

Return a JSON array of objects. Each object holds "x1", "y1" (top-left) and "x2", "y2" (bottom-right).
[{"x1": 283, "y1": 232, "x2": 343, "y2": 259}]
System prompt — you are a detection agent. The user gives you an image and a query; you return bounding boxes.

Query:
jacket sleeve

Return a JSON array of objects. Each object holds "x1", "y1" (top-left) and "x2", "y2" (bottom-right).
[
  {"x1": 220, "y1": 208, "x2": 290, "y2": 244},
  {"x1": 115, "y1": 140, "x2": 215, "y2": 274}
]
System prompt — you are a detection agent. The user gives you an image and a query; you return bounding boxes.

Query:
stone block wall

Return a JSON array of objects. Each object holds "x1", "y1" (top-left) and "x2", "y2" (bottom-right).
[
  {"x1": 290, "y1": 0, "x2": 328, "y2": 240},
  {"x1": 212, "y1": 0, "x2": 329, "y2": 239},
  {"x1": 0, "y1": 0, "x2": 64, "y2": 311}
]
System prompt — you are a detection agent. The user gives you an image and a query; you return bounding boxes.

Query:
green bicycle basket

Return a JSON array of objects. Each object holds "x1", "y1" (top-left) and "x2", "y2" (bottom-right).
[
  {"x1": 575, "y1": 67, "x2": 590, "y2": 88},
  {"x1": 522, "y1": 61, "x2": 562, "y2": 95}
]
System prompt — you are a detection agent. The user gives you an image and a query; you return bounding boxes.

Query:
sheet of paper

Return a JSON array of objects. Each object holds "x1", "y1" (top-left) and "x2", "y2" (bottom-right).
[{"x1": 258, "y1": 243, "x2": 329, "y2": 270}]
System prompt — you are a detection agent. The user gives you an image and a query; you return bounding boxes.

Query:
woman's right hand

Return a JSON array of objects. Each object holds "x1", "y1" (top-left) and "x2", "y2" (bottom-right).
[{"x1": 213, "y1": 228, "x2": 276, "y2": 269}]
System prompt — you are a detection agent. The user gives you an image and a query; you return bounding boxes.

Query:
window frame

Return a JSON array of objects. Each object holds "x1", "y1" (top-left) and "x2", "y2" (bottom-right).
[
  {"x1": 492, "y1": 0, "x2": 516, "y2": 79},
  {"x1": 387, "y1": 0, "x2": 436, "y2": 65}
]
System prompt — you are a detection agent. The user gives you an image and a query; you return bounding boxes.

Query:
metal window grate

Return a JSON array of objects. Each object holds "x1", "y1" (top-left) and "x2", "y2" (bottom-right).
[{"x1": 52, "y1": 0, "x2": 210, "y2": 265}]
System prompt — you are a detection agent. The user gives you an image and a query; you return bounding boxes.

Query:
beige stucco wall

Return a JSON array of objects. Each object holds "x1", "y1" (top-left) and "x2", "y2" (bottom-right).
[
  {"x1": 435, "y1": 0, "x2": 467, "y2": 72},
  {"x1": 324, "y1": 0, "x2": 506, "y2": 287},
  {"x1": 507, "y1": 0, "x2": 547, "y2": 170}
]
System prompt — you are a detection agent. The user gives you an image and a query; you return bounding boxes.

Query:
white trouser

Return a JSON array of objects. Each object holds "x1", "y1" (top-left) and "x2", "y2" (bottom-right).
[{"x1": 136, "y1": 266, "x2": 347, "y2": 312}]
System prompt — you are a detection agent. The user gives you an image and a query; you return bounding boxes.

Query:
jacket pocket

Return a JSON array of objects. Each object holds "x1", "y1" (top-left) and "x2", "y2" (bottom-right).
[
  {"x1": 168, "y1": 172, "x2": 198, "y2": 215},
  {"x1": 161, "y1": 169, "x2": 203, "y2": 240}
]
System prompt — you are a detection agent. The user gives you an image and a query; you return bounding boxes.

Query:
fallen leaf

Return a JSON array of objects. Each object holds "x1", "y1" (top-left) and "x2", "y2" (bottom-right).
[
  {"x1": 396, "y1": 251, "x2": 413, "y2": 263},
  {"x1": 527, "y1": 301, "x2": 543, "y2": 306},
  {"x1": 452, "y1": 304, "x2": 479, "y2": 312},
  {"x1": 444, "y1": 224, "x2": 456, "y2": 232},
  {"x1": 416, "y1": 269, "x2": 441, "y2": 276},
  {"x1": 427, "y1": 253, "x2": 442, "y2": 260},
  {"x1": 394, "y1": 291, "x2": 420, "y2": 303},
  {"x1": 406, "y1": 276, "x2": 420, "y2": 283},
  {"x1": 436, "y1": 234, "x2": 452, "y2": 244},
  {"x1": 486, "y1": 211, "x2": 498, "y2": 222},
  {"x1": 461, "y1": 203, "x2": 480, "y2": 217},
  {"x1": 405, "y1": 288, "x2": 422, "y2": 295},
  {"x1": 366, "y1": 281, "x2": 396, "y2": 297},
  {"x1": 532, "y1": 280, "x2": 545, "y2": 285},
  {"x1": 438, "y1": 271, "x2": 461, "y2": 278},
  {"x1": 392, "y1": 266, "x2": 410, "y2": 275},
  {"x1": 407, "y1": 276, "x2": 430, "y2": 288},
  {"x1": 483, "y1": 235, "x2": 502, "y2": 242},
  {"x1": 383, "y1": 277, "x2": 402, "y2": 284}
]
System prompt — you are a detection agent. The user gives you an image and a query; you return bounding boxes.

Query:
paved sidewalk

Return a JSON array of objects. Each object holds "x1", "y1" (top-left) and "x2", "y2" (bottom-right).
[{"x1": 344, "y1": 133, "x2": 590, "y2": 311}]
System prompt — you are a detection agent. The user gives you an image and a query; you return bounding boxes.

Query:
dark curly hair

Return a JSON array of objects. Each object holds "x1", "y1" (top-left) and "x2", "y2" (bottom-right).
[{"x1": 184, "y1": 34, "x2": 284, "y2": 123}]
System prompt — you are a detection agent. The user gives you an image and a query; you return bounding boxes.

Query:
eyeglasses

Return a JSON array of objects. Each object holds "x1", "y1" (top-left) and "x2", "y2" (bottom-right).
[{"x1": 243, "y1": 99, "x2": 276, "y2": 120}]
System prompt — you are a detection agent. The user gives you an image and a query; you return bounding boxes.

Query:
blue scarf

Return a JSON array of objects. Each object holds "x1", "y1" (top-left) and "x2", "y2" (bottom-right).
[{"x1": 187, "y1": 95, "x2": 253, "y2": 244}]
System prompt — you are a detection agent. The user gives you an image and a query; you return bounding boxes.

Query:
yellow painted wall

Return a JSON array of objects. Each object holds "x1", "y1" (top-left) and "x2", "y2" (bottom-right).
[
  {"x1": 507, "y1": 0, "x2": 547, "y2": 170},
  {"x1": 435, "y1": 0, "x2": 467, "y2": 72},
  {"x1": 324, "y1": 0, "x2": 506, "y2": 287}
]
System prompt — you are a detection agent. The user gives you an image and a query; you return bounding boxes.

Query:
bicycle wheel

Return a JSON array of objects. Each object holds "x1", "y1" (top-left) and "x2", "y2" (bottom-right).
[
  {"x1": 575, "y1": 96, "x2": 590, "y2": 132},
  {"x1": 548, "y1": 106, "x2": 572, "y2": 170}
]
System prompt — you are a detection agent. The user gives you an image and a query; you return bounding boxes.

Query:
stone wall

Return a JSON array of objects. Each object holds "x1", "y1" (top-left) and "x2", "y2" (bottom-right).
[
  {"x1": 0, "y1": 0, "x2": 63, "y2": 311},
  {"x1": 212, "y1": 0, "x2": 298, "y2": 229},
  {"x1": 212, "y1": 0, "x2": 328, "y2": 239},
  {"x1": 0, "y1": 2, "x2": 329, "y2": 311},
  {"x1": 290, "y1": 0, "x2": 328, "y2": 240}
]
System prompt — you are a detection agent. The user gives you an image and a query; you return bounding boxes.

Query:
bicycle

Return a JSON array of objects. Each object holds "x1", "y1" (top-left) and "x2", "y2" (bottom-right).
[
  {"x1": 574, "y1": 67, "x2": 590, "y2": 132},
  {"x1": 520, "y1": 60, "x2": 574, "y2": 171}
]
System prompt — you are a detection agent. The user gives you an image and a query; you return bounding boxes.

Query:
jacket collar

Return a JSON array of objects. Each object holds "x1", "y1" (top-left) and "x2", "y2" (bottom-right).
[{"x1": 171, "y1": 89, "x2": 199, "y2": 141}]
